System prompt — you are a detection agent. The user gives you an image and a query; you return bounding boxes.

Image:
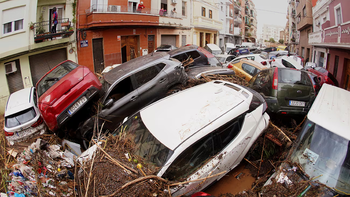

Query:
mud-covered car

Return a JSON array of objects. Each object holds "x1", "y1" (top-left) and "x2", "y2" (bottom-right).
[
  {"x1": 79, "y1": 80, "x2": 270, "y2": 196},
  {"x1": 4, "y1": 87, "x2": 46, "y2": 143},
  {"x1": 79, "y1": 52, "x2": 187, "y2": 148},
  {"x1": 36, "y1": 60, "x2": 102, "y2": 132}
]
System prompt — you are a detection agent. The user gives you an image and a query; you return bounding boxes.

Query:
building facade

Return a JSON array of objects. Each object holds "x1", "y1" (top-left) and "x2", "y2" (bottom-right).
[
  {"x1": 309, "y1": 0, "x2": 350, "y2": 90},
  {"x1": 0, "y1": 0, "x2": 76, "y2": 115},
  {"x1": 218, "y1": 0, "x2": 234, "y2": 48},
  {"x1": 261, "y1": 24, "x2": 284, "y2": 43},
  {"x1": 76, "y1": 0, "x2": 192, "y2": 73},
  {"x1": 286, "y1": 0, "x2": 298, "y2": 53},
  {"x1": 241, "y1": 0, "x2": 256, "y2": 43},
  {"x1": 296, "y1": 0, "x2": 313, "y2": 62}
]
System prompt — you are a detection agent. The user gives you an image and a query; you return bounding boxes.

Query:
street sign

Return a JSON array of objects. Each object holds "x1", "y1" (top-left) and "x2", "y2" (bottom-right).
[{"x1": 80, "y1": 40, "x2": 88, "y2": 48}]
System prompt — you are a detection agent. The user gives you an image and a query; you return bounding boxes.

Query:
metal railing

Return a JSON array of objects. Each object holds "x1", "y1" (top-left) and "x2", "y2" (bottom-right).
[{"x1": 32, "y1": 18, "x2": 73, "y2": 42}]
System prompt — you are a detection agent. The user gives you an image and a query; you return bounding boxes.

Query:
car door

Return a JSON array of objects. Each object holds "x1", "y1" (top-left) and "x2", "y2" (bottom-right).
[
  {"x1": 133, "y1": 63, "x2": 168, "y2": 109},
  {"x1": 99, "y1": 76, "x2": 139, "y2": 130}
]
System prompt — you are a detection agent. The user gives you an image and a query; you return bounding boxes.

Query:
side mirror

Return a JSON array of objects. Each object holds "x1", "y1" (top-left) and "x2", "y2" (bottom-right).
[{"x1": 104, "y1": 98, "x2": 114, "y2": 108}]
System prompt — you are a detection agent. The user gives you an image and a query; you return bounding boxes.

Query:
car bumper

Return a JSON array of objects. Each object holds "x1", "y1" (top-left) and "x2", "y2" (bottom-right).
[
  {"x1": 6, "y1": 123, "x2": 47, "y2": 144},
  {"x1": 266, "y1": 98, "x2": 310, "y2": 116},
  {"x1": 56, "y1": 86, "x2": 100, "y2": 127}
]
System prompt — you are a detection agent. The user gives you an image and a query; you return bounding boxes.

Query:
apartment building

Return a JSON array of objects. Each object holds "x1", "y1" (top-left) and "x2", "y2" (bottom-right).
[
  {"x1": 309, "y1": 0, "x2": 350, "y2": 90},
  {"x1": 76, "y1": 0, "x2": 192, "y2": 72},
  {"x1": 261, "y1": 24, "x2": 284, "y2": 42},
  {"x1": 233, "y1": 0, "x2": 242, "y2": 44},
  {"x1": 0, "y1": 0, "x2": 76, "y2": 114},
  {"x1": 191, "y1": 0, "x2": 221, "y2": 47},
  {"x1": 296, "y1": 0, "x2": 313, "y2": 62},
  {"x1": 218, "y1": 0, "x2": 235, "y2": 48},
  {"x1": 286, "y1": 0, "x2": 298, "y2": 52}
]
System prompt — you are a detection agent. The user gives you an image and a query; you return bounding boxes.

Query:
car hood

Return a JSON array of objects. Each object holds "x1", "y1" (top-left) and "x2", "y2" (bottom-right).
[{"x1": 38, "y1": 66, "x2": 88, "y2": 105}]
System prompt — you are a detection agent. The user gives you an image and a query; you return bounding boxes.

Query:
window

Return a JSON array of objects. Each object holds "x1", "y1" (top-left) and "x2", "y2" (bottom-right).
[
  {"x1": 336, "y1": 7, "x2": 342, "y2": 25},
  {"x1": 2, "y1": 6, "x2": 25, "y2": 34},
  {"x1": 182, "y1": 1, "x2": 186, "y2": 16},
  {"x1": 282, "y1": 59, "x2": 296, "y2": 69},
  {"x1": 173, "y1": 53, "x2": 189, "y2": 62},
  {"x1": 302, "y1": 6, "x2": 306, "y2": 17},
  {"x1": 334, "y1": 55, "x2": 339, "y2": 78},
  {"x1": 106, "y1": 76, "x2": 134, "y2": 104},
  {"x1": 5, "y1": 107, "x2": 36, "y2": 128},
  {"x1": 186, "y1": 51, "x2": 201, "y2": 60},
  {"x1": 202, "y1": 7, "x2": 206, "y2": 17},
  {"x1": 209, "y1": 10, "x2": 212, "y2": 19},
  {"x1": 251, "y1": 70, "x2": 273, "y2": 96},
  {"x1": 278, "y1": 69, "x2": 312, "y2": 86},
  {"x1": 242, "y1": 63, "x2": 257, "y2": 76},
  {"x1": 134, "y1": 64, "x2": 164, "y2": 88}
]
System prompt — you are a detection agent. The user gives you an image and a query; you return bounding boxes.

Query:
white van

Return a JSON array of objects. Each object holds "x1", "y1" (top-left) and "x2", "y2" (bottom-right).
[
  {"x1": 80, "y1": 80, "x2": 270, "y2": 196},
  {"x1": 266, "y1": 84, "x2": 350, "y2": 195}
]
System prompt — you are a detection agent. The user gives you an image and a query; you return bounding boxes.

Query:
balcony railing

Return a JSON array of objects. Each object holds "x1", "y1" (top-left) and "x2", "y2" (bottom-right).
[
  {"x1": 234, "y1": 16, "x2": 242, "y2": 24},
  {"x1": 32, "y1": 18, "x2": 73, "y2": 43},
  {"x1": 86, "y1": 4, "x2": 160, "y2": 16}
]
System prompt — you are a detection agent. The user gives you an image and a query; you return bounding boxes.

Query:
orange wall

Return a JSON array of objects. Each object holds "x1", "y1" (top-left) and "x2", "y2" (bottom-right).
[{"x1": 77, "y1": 27, "x2": 157, "y2": 71}]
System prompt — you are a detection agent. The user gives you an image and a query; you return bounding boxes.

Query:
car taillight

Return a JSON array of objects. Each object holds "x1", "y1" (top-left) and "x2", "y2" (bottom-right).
[
  {"x1": 227, "y1": 64, "x2": 233, "y2": 68},
  {"x1": 261, "y1": 61, "x2": 267, "y2": 65},
  {"x1": 4, "y1": 130, "x2": 14, "y2": 136},
  {"x1": 31, "y1": 116, "x2": 43, "y2": 128},
  {"x1": 272, "y1": 67, "x2": 278, "y2": 90},
  {"x1": 236, "y1": 50, "x2": 239, "y2": 53}
]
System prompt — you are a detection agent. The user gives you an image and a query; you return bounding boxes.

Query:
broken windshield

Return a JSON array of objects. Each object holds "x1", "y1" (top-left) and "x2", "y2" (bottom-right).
[
  {"x1": 291, "y1": 119, "x2": 350, "y2": 194},
  {"x1": 115, "y1": 113, "x2": 173, "y2": 168}
]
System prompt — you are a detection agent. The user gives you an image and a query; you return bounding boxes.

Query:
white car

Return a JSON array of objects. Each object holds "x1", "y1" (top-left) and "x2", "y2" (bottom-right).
[
  {"x1": 4, "y1": 87, "x2": 46, "y2": 143},
  {"x1": 230, "y1": 54, "x2": 271, "y2": 68},
  {"x1": 271, "y1": 56, "x2": 303, "y2": 69},
  {"x1": 80, "y1": 80, "x2": 270, "y2": 196},
  {"x1": 215, "y1": 54, "x2": 236, "y2": 67}
]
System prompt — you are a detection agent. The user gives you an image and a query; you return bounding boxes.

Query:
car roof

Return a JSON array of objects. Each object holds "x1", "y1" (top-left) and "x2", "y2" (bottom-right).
[
  {"x1": 140, "y1": 80, "x2": 250, "y2": 150},
  {"x1": 238, "y1": 59, "x2": 267, "y2": 69},
  {"x1": 168, "y1": 45, "x2": 199, "y2": 56},
  {"x1": 103, "y1": 52, "x2": 170, "y2": 84},
  {"x1": 5, "y1": 87, "x2": 34, "y2": 116},
  {"x1": 307, "y1": 84, "x2": 350, "y2": 140}
]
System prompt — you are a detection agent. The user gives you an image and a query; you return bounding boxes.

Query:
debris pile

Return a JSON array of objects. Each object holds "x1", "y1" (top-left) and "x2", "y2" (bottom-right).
[
  {"x1": 78, "y1": 136, "x2": 169, "y2": 197},
  {"x1": 5, "y1": 138, "x2": 76, "y2": 196}
]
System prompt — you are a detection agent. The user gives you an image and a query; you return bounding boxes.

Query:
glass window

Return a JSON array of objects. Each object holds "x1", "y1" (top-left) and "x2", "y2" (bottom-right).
[
  {"x1": 242, "y1": 63, "x2": 257, "y2": 76},
  {"x1": 182, "y1": 1, "x2": 186, "y2": 16},
  {"x1": 37, "y1": 61, "x2": 78, "y2": 97},
  {"x1": 282, "y1": 59, "x2": 296, "y2": 68},
  {"x1": 302, "y1": 6, "x2": 306, "y2": 17},
  {"x1": 163, "y1": 135, "x2": 214, "y2": 181},
  {"x1": 106, "y1": 76, "x2": 134, "y2": 103},
  {"x1": 334, "y1": 55, "x2": 339, "y2": 77},
  {"x1": 209, "y1": 10, "x2": 212, "y2": 19},
  {"x1": 5, "y1": 107, "x2": 36, "y2": 128},
  {"x1": 134, "y1": 65, "x2": 161, "y2": 88},
  {"x1": 251, "y1": 69, "x2": 273, "y2": 96},
  {"x1": 173, "y1": 53, "x2": 188, "y2": 62},
  {"x1": 14, "y1": 19, "x2": 23, "y2": 31},
  {"x1": 336, "y1": 8, "x2": 342, "y2": 25},
  {"x1": 278, "y1": 69, "x2": 312, "y2": 86},
  {"x1": 202, "y1": 7, "x2": 206, "y2": 17},
  {"x1": 186, "y1": 51, "x2": 201, "y2": 59},
  {"x1": 3, "y1": 22, "x2": 12, "y2": 34}
]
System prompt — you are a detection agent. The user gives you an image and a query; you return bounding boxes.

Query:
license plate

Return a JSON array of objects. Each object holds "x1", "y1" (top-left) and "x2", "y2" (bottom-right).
[
  {"x1": 289, "y1": 100, "x2": 305, "y2": 107},
  {"x1": 68, "y1": 96, "x2": 87, "y2": 115}
]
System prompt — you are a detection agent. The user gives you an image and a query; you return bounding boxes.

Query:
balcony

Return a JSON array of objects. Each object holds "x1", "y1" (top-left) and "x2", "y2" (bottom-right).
[
  {"x1": 32, "y1": 18, "x2": 74, "y2": 43},
  {"x1": 234, "y1": 16, "x2": 242, "y2": 25},
  {"x1": 84, "y1": 4, "x2": 159, "y2": 28},
  {"x1": 234, "y1": 2, "x2": 241, "y2": 11},
  {"x1": 234, "y1": 27, "x2": 241, "y2": 36},
  {"x1": 297, "y1": 15, "x2": 312, "y2": 30},
  {"x1": 193, "y1": 16, "x2": 222, "y2": 30}
]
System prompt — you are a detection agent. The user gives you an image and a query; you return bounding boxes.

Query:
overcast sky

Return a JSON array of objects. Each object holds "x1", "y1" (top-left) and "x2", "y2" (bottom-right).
[{"x1": 252, "y1": 0, "x2": 288, "y2": 39}]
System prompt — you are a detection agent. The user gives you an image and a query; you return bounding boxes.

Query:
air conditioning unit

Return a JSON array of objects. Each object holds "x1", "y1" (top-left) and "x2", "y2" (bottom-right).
[
  {"x1": 108, "y1": 5, "x2": 121, "y2": 12},
  {"x1": 172, "y1": 0, "x2": 177, "y2": 4},
  {"x1": 5, "y1": 61, "x2": 17, "y2": 75}
]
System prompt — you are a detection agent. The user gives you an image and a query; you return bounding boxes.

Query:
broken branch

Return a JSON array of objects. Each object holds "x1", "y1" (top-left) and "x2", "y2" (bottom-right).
[
  {"x1": 270, "y1": 121, "x2": 292, "y2": 142},
  {"x1": 244, "y1": 158, "x2": 258, "y2": 169}
]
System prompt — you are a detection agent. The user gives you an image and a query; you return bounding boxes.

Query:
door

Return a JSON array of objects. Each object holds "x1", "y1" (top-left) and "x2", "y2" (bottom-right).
[
  {"x1": 121, "y1": 36, "x2": 139, "y2": 62},
  {"x1": 148, "y1": 35, "x2": 155, "y2": 53},
  {"x1": 161, "y1": 35, "x2": 176, "y2": 46},
  {"x1": 181, "y1": 35, "x2": 186, "y2": 46},
  {"x1": 5, "y1": 59, "x2": 23, "y2": 93},
  {"x1": 205, "y1": 33, "x2": 211, "y2": 45},
  {"x1": 29, "y1": 48, "x2": 67, "y2": 85},
  {"x1": 199, "y1": 32, "x2": 204, "y2": 47},
  {"x1": 343, "y1": 58, "x2": 350, "y2": 91},
  {"x1": 93, "y1": 38, "x2": 104, "y2": 73}
]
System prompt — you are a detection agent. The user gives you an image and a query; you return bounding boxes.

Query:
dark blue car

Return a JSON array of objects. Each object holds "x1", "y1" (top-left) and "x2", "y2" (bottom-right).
[{"x1": 228, "y1": 47, "x2": 250, "y2": 56}]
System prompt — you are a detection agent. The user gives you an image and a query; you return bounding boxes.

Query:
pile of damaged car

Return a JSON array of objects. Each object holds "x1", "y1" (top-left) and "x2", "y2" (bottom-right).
[{"x1": 2, "y1": 44, "x2": 350, "y2": 197}]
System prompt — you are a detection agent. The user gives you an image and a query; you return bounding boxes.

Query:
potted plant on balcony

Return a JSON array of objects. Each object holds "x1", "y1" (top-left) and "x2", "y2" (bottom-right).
[{"x1": 29, "y1": 22, "x2": 34, "y2": 30}]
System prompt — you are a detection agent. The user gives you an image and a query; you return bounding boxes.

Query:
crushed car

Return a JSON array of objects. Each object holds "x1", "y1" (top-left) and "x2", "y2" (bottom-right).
[
  {"x1": 36, "y1": 60, "x2": 102, "y2": 132},
  {"x1": 4, "y1": 87, "x2": 46, "y2": 144},
  {"x1": 79, "y1": 80, "x2": 270, "y2": 196},
  {"x1": 79, "y1": 52, "x2": 188, "y2": 148},
  {"x1": 227, "y1": 59, "x2": 267, "y2": 82}
]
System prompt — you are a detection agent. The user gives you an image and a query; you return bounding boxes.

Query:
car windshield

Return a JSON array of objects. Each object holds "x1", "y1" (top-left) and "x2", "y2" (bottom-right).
[
  {"x1": 291, "y1": 119, "x2": 350, "y2": 194},
  {"x1": 278, "y1": 69, "x2": 312, "y2": 86},
  {"x1": 114, "y1": 113, "x2": 173, "y2": 168},
  {"x1": 37, "y1": 61, "x2": 78, "y2": 97},
  {"x1": 314, "y1": 66, "x2": 327, "y2": 74},
  {"x1": 217, "y1": 57, "x2": 227, "y2": 63},
  {"x1": 5, "y1": 107, "x2": 36, "y2": 128}
]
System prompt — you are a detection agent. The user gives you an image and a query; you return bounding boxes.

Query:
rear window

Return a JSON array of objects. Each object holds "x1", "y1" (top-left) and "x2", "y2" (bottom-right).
[
  {"x1": 314, "y1": 66, "x2": 327, "y2": 74},
  {"x1": 5, "y1": 107, "x2": 36, "y2": 128},
  {"x1": 37, "y1": 61, "x2": 78, "y2": 97},
  {"x1": 282, "y1": 59, "x2": 296, "y2": 68},
  {"x1": 278, "y1": 69, "x2": 312, "y2": 86}
]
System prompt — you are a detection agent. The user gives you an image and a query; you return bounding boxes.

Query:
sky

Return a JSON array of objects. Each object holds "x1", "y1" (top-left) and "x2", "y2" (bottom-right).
[{"x1": 252, "y1": 0, "x2": 289, "y2": 39}]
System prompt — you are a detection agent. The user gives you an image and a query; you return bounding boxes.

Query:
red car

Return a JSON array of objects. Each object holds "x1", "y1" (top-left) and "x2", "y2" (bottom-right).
[
  {"x1": 306, "y1": 66, "x2": 339, "y2": 87},
  {"x1": 36, "y1": 60, "x2": 102, "y2": 131}
]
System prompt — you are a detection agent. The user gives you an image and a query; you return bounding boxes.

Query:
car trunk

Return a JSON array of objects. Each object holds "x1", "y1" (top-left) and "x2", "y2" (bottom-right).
[
  {"x1": 39, "y1": 66, "x2": 86, "y2": 106},
  {"x1": 277, "y1": 69, "x2": 314, "y2": 109}
]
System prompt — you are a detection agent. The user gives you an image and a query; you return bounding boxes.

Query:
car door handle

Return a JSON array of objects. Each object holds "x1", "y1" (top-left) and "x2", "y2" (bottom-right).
[
  {"x1": 130, "y1": 96, "x2": 138, "y2": 101},
  {"x1": 159, "y1": 78, "x2": 166, "y2": 83}
]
